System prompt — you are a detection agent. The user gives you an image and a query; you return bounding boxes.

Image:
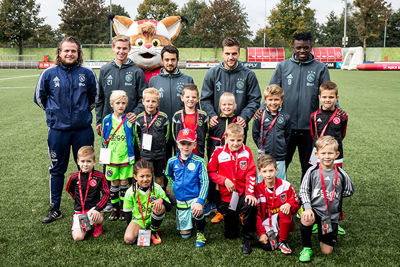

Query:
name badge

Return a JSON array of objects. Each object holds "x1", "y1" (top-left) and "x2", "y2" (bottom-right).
[
  {"x1": 99, "y1": 148, "x2": 111, "y2": 164},
  {"x1": 229, "y1": 191, "x2": 239, "y2": 211},
  {"x1": 142, "y1": 133, "x2": 153, "y2": 151},
  {"x1": 137, "y1": 229, "x2": 151, "y2": 246},
  {"x1": 321, "y1": 215, "x2": 333, "y2": 235}
]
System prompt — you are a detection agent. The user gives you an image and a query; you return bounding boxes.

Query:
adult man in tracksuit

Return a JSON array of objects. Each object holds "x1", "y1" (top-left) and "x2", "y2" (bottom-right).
[
  {"x1": 148, "y1": 45, "x2": 194, "y2": 159},
  {"x1": 34, "y1": 37, "x2": 98, "y2": 223},
  {"x1": 269, "y1": 32, "x2": 330, "y2": 178},
  {"x1": 95, "y1": 35, "x2": 147, "y2": 135},
  {"x1": 201, "y1": 37, "x2": 261, "y2": 136}
]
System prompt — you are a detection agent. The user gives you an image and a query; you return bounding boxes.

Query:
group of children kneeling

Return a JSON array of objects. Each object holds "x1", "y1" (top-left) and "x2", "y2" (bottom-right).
[{"x1": 66, "y1": 81, "x2": 354, "y2": 263}]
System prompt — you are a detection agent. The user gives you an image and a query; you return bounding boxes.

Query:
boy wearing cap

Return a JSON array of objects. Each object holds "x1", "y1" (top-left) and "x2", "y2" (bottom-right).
[{"x1": 165, "y1": 128, "x2": 209, "y2": 247}]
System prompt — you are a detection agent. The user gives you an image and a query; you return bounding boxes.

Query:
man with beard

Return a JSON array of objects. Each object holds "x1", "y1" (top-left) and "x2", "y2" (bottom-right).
[
  {"x1": 148, "y1": 45, "x2": 194, "y2": 159},
  {"x1": 34, "y1": 37, "x2": 98, "y2": 223}
]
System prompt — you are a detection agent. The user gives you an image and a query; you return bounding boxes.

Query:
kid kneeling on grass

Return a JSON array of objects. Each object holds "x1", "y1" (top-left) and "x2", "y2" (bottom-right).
[
  {"x1": 165, "y1": 128, "x2": 209, "y2": 247},
  {"x1": 66, "y1": 146, "x2": 110, "y2": 241},
  {"x1": 207, "y1": 123, "x2": 258, "y2": 254},
  {"x1": 298, "y1": 136, "x2": 354, "y2": 262},
  {"x1": 255, "y1": 154, "x2": 299, "y2": 255},
  {"x1": 124, "y1": 160, "x2": 172, "y2": 245},
  {"x1": 101, "y1": 90, "x2": 135, "y2": 221}
]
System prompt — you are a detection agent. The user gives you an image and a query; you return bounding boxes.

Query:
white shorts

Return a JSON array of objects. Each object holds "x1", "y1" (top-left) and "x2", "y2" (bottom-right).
[{"x1": 71, "y1": 208, "x2": 95, "y2": 231}]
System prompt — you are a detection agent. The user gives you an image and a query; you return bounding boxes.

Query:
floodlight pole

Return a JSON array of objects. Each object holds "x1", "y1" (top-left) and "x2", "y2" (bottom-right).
[
  {"x1": 263, "y1": 0, "x2": 266, "y2": 47},
  {"x1": 109, "y1": 0, "x2": 113, "y2": 44},
  {"x1": 383, "y1": 18, "x2": 387, "y2": 47},
  {"x1": 343, "y1": 0, "x2": 347, "y2": 47}
]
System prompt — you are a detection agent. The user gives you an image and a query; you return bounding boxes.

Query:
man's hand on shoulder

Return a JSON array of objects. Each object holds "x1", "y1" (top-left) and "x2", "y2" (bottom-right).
[
  {"x1": 209, "y1": 116, "x2": 219, "y2": 127},
  {"x1": 253, "y1": 109, "x2": 263, "y2": 120},
  {"x1": 96, "y1": 124, "x2": 102, "y2": 136},
  {"x1": 128, "y1": 112, "x2": 137, "y2": 123},
  {"x1": 236, "y1": 116, "x2": 246, "y2": 128}
]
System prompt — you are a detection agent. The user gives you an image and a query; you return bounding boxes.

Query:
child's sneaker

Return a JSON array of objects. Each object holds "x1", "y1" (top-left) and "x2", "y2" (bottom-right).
[
  {"x1": 42, "y1": 209, "x2": 62, "y2": 224},
  {"x1": 338, "y1": 225, "x2": 346, "y2": 235},
  {"x1": 211, "y1": 211, "x2": 224, "y2": 224},
  {"x1": 296, "y1": 206, "x2": 304, "y2": 219},
  {"x1": 93, "y1": 223, "x2": 103, "y2": 237},
  {"x1": 119, "y1": 212, "x2": 126, "y2": 221},
  {"x1": 195, "y1": 232, "x2": 207, "y2": 248},
  {"x1": 279, "y1": 241, "x2": 292, "y2": 255},
  {"x1": 104, "y1": 202, "x2": 113, "y2": 212},
  {"x1": 108, "y1": 209, "x2": 120, "y2": 221},
  {"x1": 151, "y1": 231, "x2": 162, "y2": 245},
  {"x1": 312, "y1": 223, "x2": 318, "y2": 234},
  {"x1": 299, "y1": 247, "x2": 313, "y2": 262}
]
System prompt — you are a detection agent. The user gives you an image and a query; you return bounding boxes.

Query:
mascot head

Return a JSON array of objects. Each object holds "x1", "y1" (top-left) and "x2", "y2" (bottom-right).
[{"x1": 110, "y1": 15, "x2": 183, "y2": 72}]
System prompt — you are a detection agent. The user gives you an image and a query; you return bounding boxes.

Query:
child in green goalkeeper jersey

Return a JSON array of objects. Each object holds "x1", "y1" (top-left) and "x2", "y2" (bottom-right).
[
  {"x1": 101, "y1": 90, "x2": 135, "y2": 221},
  {"x1": 123, "y1": 160, "x2": 171, "y2": 245}
]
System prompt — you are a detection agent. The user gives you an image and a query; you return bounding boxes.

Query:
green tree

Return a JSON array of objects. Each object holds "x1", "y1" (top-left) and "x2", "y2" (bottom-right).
[
  {"x1": 59, "y1": 0, "x2": 108, "y2": 44},
  {"x1": 267, "y1": 0, "x2": 316, "y2": 46},
  {"x1": 25, "y1": 24, "x2": 60, "y2": 48},
  {"x1": 353, "y1": 0, "x2": 391, "y2": 60},
  {"x1": 104, "y1": 4, "x2": 131, "y2": 42},
  {"x1": 0, "y1": 0, "x2": 43, "y2": 55},
  {"x1": 193, "y1": 0, "x2": 251, "y2": 58},
  {"x1": 252, "y1": 27, "x2": 272, "y2": 47},
  {"x1": 174, "y1": 0, "x2": 207, "y2": 48},
  {"x1": 135, "y1": 0, "x2": 178, "y2": 21},
  {"x1": 385, "y1": 8, "x2": 400, "y2": 47}
]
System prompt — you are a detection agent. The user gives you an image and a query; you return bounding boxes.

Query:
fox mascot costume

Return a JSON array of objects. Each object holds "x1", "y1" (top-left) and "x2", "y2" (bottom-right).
[{"x1": 110, "y1": 15, "x2": 184, "y2": 84}]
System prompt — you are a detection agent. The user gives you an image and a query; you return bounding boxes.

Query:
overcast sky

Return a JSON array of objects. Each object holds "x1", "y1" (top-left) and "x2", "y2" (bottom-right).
[{"x1": 37, "y1": 0, "x2": 400, "y2": 36}]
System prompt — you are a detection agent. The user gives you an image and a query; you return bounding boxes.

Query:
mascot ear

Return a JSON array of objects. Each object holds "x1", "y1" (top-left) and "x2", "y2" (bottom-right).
[
  {"x1": 160, "y1": 16, "x2": 184, "y2": 41},
  {"x1": 111, "y1": 15, "x2": 134, "y2": 36}
]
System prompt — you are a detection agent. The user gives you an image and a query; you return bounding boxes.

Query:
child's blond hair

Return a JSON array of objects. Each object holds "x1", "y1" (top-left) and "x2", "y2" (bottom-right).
[
  {"x1": 143, "y1": 87, "x2": 160, "y2": 101},
  {"x1": 77, "y1": 146, "x2": 96, "y2": 161},
  {"x1": 226, "y1": 123, "x2": 244, "y2": 136},
  {"x1": 315, "y1": 136, "x2": 339, "y2": 152},
  {"x1": 257, "y1": 154, "x2": 277, "y2": 169},
  {"x1": 182, "y1": 83, "x2": 199, "y2": 97},
  {"x1": 219, "y1": 92, "x2": 236, "y2": 107},
  {"x1": 264, "y1": 84, "x2": 284, "y2": 100},
  {"x1": 110, "y1": 90, "x2": 128, "y2": 105},
  {"x1": 319, "y1": 81, "x2": 338, "y2": 96}
]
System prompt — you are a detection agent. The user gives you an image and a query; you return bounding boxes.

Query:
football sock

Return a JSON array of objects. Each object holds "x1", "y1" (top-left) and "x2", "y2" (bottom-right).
[
  {"x1": 119, "y1": 184, "x2": 129, "y2": 210},
  {"x1": 278, "y1": 221, "x2": 291, "y2": 242},
  {"x1": 150, "y1": 212, "x2": 165, "y2": 232},
  {"x1": 194, "y1": 214, "x2": 206, "y2": 232},
  {"x1": 300, "y1": 223, "x2": 313, "y2": 248},
  {"x1": 110, "y1": 186, "x2": 120, "y2": 210}
]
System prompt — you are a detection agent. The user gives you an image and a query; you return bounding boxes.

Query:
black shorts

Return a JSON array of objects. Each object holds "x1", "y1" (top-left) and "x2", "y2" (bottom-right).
[
  {"x1": 147, "y1": 158, "x2": 166, "y2": 177},
  {"x1": 314, "y1": 211, "x2": 338, "y2": 247}
]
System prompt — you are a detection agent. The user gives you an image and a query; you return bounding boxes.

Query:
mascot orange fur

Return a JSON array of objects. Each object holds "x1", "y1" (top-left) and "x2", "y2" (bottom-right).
[{"x1": 110, "y1": 15, "x2": 184, "y2": 84}]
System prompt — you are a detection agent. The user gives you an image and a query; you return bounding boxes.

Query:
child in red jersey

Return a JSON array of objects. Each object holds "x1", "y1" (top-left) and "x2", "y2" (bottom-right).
[
  {"x1": 66, "y1": 146, "x2": 110, "y2": 241},
  {"x1": 255, "y1": 155, "x2": 299, "y2": 254},
  {"x1": 208, "y1": 123, "x2": 258, "y2": 254}
]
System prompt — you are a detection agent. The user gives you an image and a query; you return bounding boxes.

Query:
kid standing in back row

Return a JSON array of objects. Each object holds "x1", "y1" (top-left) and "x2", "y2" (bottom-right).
[
  {"x1": 135, "y1": 88, "x2": 169, "y2": 190},
  {"x1": 309, "y1": 81, "x2": 348, "y2": 168},
  {"x1": 252, "y1": 84, "x2": 291, "y2": 180},
  {"x1": 102, "y1": 90, "x2": 135, "y2": 221},
  {"x1": 172, "y1": 84, "x2": 208, "y2": 158}
]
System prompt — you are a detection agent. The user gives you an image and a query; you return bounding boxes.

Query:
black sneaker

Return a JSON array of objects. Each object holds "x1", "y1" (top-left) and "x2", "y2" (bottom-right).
[
  {"x1": 42, "y1": 209, "x2": 62, "y2": 223},
  {"x1": 109, "y1": 209, "x2": 120, "y2": 221},
  {"x1": 242, "y1": 239, "x2": 252, "y2": 254}
]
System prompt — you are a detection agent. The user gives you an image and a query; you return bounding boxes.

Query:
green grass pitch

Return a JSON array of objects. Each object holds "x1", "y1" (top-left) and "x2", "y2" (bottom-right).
[{"x1": 0, "y1": 68, "x2": 399, "y2": 265}]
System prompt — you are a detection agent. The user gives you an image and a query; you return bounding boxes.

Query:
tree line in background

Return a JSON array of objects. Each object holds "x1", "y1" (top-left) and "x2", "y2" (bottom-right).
[{"x1": 0, "y1": 0, "x2": 399, "y2": 56}]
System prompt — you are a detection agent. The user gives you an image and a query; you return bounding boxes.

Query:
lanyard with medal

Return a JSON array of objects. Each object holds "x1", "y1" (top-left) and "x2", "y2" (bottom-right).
[
  {"x1": 309, "y1": 108, "x2": 339, "y2": 165},
  {"x1": 99, "y1": 115, "x2": 127, "y2": 164},
  {"x1": 209, "y1": 116, "x2": 237, "y2": 146},
  {"x1": 181, "y1": 109, "x2": 199, "y2": 130},
  {"x1": 319, "y1": 165, "x2": 338, "y2": 235},
  {"x1": 137, "y1": 186, "x2": 152, "y2": 246},
  {"x1": 228, "y1": 150, "x2": 239, "y2": 211},
  {"x1": 266, "y1": 184, "x2": 279, "y2": 249},
  {"x1": 260, "y1": 111, "x2": 281, "y2": 146},
  {"x1": 142, "y1": 110, "x2": 159, "y2": 151},
  {"x1": 78, "y1": 171, "x2": 92, "y2": 232}
]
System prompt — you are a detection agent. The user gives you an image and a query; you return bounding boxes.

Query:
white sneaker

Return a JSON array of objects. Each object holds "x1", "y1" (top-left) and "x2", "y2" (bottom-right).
[{"x1": 279, "y1": 242, "x2": 292, "y2": 255}]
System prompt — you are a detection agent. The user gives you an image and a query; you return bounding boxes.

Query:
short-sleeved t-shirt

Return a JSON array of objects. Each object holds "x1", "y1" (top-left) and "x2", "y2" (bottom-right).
[{"x1": 108, "y1": 116, "x2": 129, "y2": 164}]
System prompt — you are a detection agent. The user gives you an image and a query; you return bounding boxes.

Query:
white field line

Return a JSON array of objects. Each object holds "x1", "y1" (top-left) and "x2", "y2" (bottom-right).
[
  {"x1": 0, "y1": 86, "x2": 32, "y2": 89},
  {"x1": 0, "y1": 74, "x2": 39, "y2": 81}
]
